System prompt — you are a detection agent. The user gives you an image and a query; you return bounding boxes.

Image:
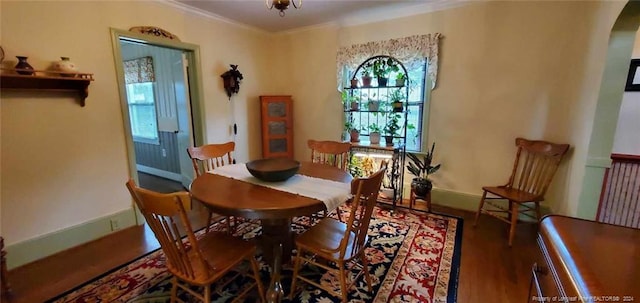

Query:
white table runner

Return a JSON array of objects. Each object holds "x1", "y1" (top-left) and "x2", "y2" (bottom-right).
[{"x1": 208, "y1": 164, "x2": 351, "y2": 213}]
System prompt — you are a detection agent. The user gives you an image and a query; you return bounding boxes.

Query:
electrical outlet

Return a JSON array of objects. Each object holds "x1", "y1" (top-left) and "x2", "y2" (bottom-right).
[
  {"x1": 161, "y1": 148, "x2": 167, "y2": 157},
  {"x1": 110, "y1": 218, "x2": 121, "y2": 231}
]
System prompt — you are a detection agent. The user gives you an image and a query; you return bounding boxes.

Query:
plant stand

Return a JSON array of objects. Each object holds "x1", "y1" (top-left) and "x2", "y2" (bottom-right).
[{"x1": 409, "y1": 188, "x2": 431, "y2": 212}]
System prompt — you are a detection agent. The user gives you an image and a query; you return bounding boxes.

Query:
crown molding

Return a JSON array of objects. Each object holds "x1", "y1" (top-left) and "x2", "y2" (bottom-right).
[{"x1": 159, "y1": 0, "x2": 269, "y2": 34}]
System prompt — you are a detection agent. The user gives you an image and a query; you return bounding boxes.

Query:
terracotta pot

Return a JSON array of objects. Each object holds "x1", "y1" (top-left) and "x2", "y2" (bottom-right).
[
  {"x1": 361, "y1": 76, "x2": 372, "y2": 87},
  {"x1": 370, "y1": 132, "x2": 381, "y2": 144},
  {"x1": 350, "y1": 130, "x2": 360, "y2": 142},
  {"x1": 350, "y1": 79, "x2": 359, "y2": 88}
]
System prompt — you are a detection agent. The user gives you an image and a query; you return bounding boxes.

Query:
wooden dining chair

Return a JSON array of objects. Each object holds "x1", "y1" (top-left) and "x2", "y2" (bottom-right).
[
  {"x1": 289, "y1": 166, "x2": 386, "y2": 303},
  {"x1": 187, "y1": 142, "x2": 236, "y2": 233},
  {"x1": 308, "y1": 140, "x2": 352, "y2": 171},
  {"x1": 473, "y1": 137, "x2": 570, "y2": 246},
  {"x1": 125, "y1": 179, "x2": 265, "y2": 303}
]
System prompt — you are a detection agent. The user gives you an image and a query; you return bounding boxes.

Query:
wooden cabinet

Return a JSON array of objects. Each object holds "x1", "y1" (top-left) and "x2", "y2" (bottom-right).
[
  {"x1": 260, "y1": 95, "x2": 293, "y2": 159},
  {"x1": 532, "y1": 215, "x2": 640, "y2": 303}
]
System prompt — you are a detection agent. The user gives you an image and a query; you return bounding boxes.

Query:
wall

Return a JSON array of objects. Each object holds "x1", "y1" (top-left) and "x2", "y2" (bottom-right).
[
  {"x1": 279, "y1": 1, "x2": 626, "y2": 214},
  {"x1": 0, "y1": 1, "x2": 276, "y2": 268},
  {"x1": 612, "y1": 28, "x2": 640, "y2": 155}
]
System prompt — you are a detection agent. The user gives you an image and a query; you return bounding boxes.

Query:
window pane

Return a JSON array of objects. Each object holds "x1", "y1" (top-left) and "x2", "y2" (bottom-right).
[{"x1": 126, "y1": 82, "x2": 158, "y2": 141}]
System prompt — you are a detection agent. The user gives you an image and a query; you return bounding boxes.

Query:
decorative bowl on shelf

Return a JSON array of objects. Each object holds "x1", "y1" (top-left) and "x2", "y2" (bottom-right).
[{"x1": 246, "y1": 158, "x2": 300, "y2": 182}]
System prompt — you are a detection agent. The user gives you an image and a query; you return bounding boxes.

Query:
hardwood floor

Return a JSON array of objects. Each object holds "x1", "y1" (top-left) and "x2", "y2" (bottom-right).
[{"x1": 4, "y1": 200, "x2": 537, "y2": 303}]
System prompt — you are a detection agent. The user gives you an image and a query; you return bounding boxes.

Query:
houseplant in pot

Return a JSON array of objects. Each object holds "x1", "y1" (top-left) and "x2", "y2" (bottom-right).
[
  {"x1": 360, "y1": 63, "x2": 373, "y2": 87},
  {"x1": 368, "y1": 123, "x2": 382, "y2": 144},
  {"x1": 372, "y1": 57, "x2": 398, "y2": 87},
  {"x1": 389, "y1": 89, "x2": 405, "y2": 112},
  {"x1": 341, "y1": 90, "x2": 360, "y2": 111},
  {"x1": 406, "y1": 142, "x2": 441, "y2": 197},
  {"x1": 395, "y1": 72, "x2": 406, "y2": 87},
  {"x1": 345, "y1": 120, "x2": 360, "y2": 142},
  {"x1": 383, "y1": 113, "x2": 401, "y2": 146}
]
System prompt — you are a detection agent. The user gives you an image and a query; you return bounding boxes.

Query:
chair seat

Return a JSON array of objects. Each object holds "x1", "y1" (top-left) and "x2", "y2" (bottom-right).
[
  {"x1": 482, "y1": 186, "x2": 543, "y2": 203},
  {"x1": 295, "y1": 218, "x2": 365, "y2": 261},
  {"x1": 172, "y1": 231, "x2": 256, "y2": 285}
]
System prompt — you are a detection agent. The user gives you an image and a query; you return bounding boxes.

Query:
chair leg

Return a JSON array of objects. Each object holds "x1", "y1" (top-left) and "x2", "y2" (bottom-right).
[
  {"x1": 249, "y1": 257, "x2": 266, "y2": 303},
  {"x1": 473, "y1": 191, "x2": 488, "y2": 227},
  {"x1": 204, "y1": 283, "x2": 211, "y2": 303},
  {"x1": 288, "y1": 249, "x2": 303, "y2": 300},
  {"x1": 534, "y1": 202, "x2": 542, "y2": 222},
  {"x1": 335, "y1": 207, "x2": 343, "y2": 222},
  {"x1": 170, "y1": 276, "x2": 178, "y2": 303},
  {"x1": 360, "y1": 253, "x2": 373, "y2": 292},
  {"x1": 409, "y1": 189, "x2": 416, "y2": 210},
  {"x1": 508, "y1": 201, "x2": 519, "y2": 247},
  {"x1": 338, "y1": 261, "x2": 348, "y2": 303},
  {"x1": 205, "y1": 210, "x2": 214, "y2": 233}
]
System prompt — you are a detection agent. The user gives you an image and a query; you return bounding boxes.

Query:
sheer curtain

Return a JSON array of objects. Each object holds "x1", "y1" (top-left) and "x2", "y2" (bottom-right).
[{"x1": 336, "y1": 34, "x2": 442, "y2": 91}]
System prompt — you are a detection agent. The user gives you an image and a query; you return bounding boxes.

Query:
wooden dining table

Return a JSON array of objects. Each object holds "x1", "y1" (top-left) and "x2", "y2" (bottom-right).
[{"x1": 189, "y1": 161, "x2": 352, "y2": 266}]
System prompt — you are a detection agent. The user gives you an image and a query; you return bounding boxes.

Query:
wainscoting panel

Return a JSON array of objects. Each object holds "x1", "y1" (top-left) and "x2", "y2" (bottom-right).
[
  {"x1": 597, "y1": 154, "x2": 640, "y2": 228},
  {"x1": 134, "y1": 131, "x2": 180, "y2": 174}
]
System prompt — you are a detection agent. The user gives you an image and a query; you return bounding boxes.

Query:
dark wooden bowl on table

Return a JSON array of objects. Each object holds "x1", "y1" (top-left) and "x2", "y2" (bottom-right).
[{"x1": 246, "y1": 158, "x2": 300, "y2": 182}]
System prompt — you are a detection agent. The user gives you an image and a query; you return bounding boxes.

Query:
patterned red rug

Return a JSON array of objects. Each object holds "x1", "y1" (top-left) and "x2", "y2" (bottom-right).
[{"x1": 47, "y1": 205, "x2": 462, "y2": 303}]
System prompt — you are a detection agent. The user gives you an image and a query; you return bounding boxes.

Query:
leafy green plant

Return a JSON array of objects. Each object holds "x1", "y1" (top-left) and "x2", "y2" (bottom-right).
[
  {"x1": 384, "y1": 113, "x2": 401, "y2": 136},
  {"x1": 389, "y1": 89, "x2": 405, "y2": 103},
  {"x1": 372, "y1": 57, "x2": 399, "y2": 78},
  {"x1": 406, "y1": 142, "x2": 441, "y2": 181},
  {"x1": 368, "y1": 123, "x2": 382, "y2": 133},
  {"x1": 361, "y1": 62, "x2": 373, "y2": 78},
  {"x1": 396, "y1": 72, "x2": 406, "y2": 81}
]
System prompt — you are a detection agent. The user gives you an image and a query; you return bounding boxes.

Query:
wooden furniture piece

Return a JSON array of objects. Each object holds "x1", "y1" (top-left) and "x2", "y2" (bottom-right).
[
  {"x1": 409, "y1": 187, "x2": 431, "y2": 212},
  {"x1": 1, "y1": 237, "x2": 11, "y2": 299},
  {"x1": 308, "y1": 139, "x2": 352, "y2": 171},
  {"x1": 189, "y1": 162, "x2": 351, "y2": 265},
  {"x1": 260, "y1": 95, "x2": 293, "y2": 159},
  {"x1": 531, "y1": 215, "x2": 640, "y2": 303},
  {"x1": 474, "y1": 137, "x2": 570, "y2": 246},
  {"x1": 125, "y1": 180, "x2": 265, "y2": 303},
  {"x1": 0, "y1": 69, "x2": 95, "y2": 106},
  {"x1": 289, "y1": 167, "x2": 386, "y2": 303},
  {"x1": 187, "y1": 142, "x2": 236, "y2": 233},
  {"x1": 350, "y1": 142, "x2": 405, "y2": 208}
]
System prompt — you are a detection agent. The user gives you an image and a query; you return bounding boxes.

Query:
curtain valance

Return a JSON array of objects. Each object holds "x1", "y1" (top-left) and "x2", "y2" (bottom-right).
[
  {"x1": 336, "y1": 33, "x2": 442, "y2": 90},
  {"x1": 124, "y1": 56, "x2": 155, "y2": 84}
]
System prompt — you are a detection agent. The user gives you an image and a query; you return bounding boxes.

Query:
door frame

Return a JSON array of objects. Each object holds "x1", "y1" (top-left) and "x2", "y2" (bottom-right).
[{"x1": 110, "y1": 28, "x2": 206, "y2": 224}]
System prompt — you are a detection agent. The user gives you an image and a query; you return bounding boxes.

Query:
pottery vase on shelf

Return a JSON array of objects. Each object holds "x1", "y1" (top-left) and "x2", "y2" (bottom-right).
[
  {"x1": 15, "y1": 56, "x2": 34, "y2": 75},
  {"x1": 54, "y1": 57, "x2": 78, "y2": 76}
]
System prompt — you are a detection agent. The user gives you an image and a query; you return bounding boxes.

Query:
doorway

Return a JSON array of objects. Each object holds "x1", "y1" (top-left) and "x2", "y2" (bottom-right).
[{"x1": 111, "y1": 28, "x2": 206, "y2": 195}]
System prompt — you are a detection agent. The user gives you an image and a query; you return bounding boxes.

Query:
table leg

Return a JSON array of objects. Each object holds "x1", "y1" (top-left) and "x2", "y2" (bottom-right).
[{"x1": 260, "y1": 218, "x2": 293, "y2": 266}]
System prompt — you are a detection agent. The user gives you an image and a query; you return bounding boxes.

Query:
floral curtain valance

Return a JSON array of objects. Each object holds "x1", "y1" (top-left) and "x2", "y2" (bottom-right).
[
  {"x1": 336, "y1": 33, "x2": 442, "y2": 90},
  {"x1": 124, "y1": 56, "x2": 155, "y2": 84}
]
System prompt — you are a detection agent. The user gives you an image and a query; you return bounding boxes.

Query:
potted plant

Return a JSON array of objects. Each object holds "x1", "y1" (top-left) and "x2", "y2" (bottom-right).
[
  {"x1": 368, "y1": 123, "x2": 382, "y2": 144},
  {"x1": 341, "y1": 90, "x2": 360, "y2": 111},
  {"x1": 406, "y1": 142, "x2": 441, "y2": 197},
  {"x1": 350, "y1": 77, "x2": 359, "y2": 88},
  {"x1": 373, "y1": 57, "x2": 399, "y2": 87},
  {"x1": 360, "y1": 63, "x2": 373, "y2": 87},
  {"x1": 395, "y1": 72, "x2": 406, "y2": 87},
  {"x1": 345, "y1": 120, "x2": 360, "y2": 142},
  {"x1": 367, "y1": 93, "x2": 379, "y2": 111},
  {"x1": 383, "y1": 113, "x2": 401, "y2": 146},
  {"x1": 389, "y1": 89, "x2": 405, "y2": 112}
]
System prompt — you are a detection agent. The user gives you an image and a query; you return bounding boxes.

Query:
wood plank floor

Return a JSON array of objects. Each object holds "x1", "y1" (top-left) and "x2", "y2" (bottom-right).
[{"x1": 3, "y1": 199, "x2": 537, "y2": 303}]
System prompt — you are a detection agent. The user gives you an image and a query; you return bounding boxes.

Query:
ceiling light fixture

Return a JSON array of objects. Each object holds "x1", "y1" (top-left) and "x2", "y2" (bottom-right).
[{"x1": 266, "y1": 0, "x2": 301, "y2": 17}]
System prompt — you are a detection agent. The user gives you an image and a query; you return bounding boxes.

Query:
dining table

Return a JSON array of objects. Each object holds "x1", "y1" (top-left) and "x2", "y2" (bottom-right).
[{"x1": 189, "y1": 161, "x2": 353, "y2": 268}]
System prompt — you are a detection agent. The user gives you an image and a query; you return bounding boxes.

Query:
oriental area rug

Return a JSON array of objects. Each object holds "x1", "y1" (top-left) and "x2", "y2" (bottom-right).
[{"x1": 47, "y1": 205, "x2": 462, "y2": 303}]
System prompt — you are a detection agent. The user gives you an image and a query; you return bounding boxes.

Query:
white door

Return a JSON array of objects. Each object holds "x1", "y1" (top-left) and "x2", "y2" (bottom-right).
[{"x1": 174, "y1": 53, "x2": 195, "y2": 188}]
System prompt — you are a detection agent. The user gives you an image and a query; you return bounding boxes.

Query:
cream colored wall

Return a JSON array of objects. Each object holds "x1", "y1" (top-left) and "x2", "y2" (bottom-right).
[
  {"x1": 612, "y1": 28, "x2": 640, "y2": 155},
  {"x1": 0, "y1": 1, "x2": 274, "y2": 246},
  {"x1": 281, "y1": 1, "x2": 626, "y2": 214}
]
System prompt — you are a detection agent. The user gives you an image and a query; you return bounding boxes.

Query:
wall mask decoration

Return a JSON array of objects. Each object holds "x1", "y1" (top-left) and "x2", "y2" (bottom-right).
[{"x1": 221, "y1": 64, "x2": 243, "y2": 100}]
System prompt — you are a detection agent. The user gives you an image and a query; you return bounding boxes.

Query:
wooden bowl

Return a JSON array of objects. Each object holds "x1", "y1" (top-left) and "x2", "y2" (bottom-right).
[{"x1": 246, "y1": 158, "x2": 300, "y2": 182}]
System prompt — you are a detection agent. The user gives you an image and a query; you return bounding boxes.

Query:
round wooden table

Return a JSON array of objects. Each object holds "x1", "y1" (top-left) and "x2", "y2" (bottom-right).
[{"x1": 189, "y1": 161, "x2": 352, "y2": 265}]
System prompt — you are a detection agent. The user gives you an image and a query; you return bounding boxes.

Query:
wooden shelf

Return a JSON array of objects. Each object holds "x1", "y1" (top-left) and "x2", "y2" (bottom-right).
[{"x1": 0, "y1": 69, "x2": 94, "y2": 107}]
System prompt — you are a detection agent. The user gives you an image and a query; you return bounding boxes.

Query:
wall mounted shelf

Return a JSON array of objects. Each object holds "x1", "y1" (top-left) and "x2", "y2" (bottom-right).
[{"x1": 0, "y1": 69, "x2": 94, "y2": 107}]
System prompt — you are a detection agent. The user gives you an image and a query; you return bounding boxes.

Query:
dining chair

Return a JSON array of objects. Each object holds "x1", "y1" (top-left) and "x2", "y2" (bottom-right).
[
  {"x1": 473, "y1": 137, "x2": 570, "y2": 246},
  {"x1": 187, "y1": 142, "x2": 236, "y2": 233},
  {"x1": 308, "y1": 139, "x2": 352, "y2": 171},
  {"x1": 289, "y1": 165, "x2": 386, "y2": 303},
  {"x1": 125, "y1": 179, "x2": 265, "y2": 303}
]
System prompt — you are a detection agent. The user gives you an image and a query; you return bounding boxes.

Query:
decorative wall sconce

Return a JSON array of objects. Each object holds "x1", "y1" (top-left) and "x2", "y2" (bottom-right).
[
  {"x1": 220, "y1": 64, "x2": 243, "y2": 100},
  {"x1": 266, "y1": 0, "x2": 301, "y2": 17}
]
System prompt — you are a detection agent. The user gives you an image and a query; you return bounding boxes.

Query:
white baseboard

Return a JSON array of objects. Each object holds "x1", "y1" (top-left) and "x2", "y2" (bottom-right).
[{"x1": 136, "y1": 164, "x2": 182, "y2": 182}]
